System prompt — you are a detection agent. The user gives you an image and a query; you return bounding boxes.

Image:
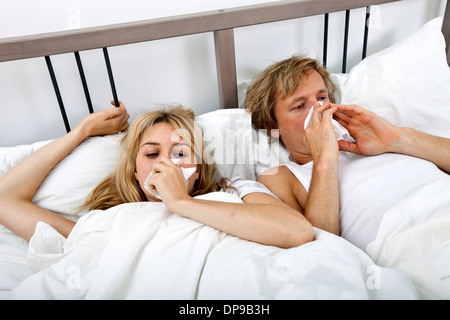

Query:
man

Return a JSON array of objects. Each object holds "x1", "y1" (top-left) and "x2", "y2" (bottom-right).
[{"x1": 245, "y1": 56, "x2": 450, "y2": 249}]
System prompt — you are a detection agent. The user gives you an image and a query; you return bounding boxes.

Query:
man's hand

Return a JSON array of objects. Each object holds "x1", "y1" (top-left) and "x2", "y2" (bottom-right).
[{"x1": 333, "y1": 104, "x2": 401, "y2": 156}]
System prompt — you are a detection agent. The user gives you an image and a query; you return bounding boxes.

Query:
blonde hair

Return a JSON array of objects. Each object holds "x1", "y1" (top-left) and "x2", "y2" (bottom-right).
[
  {"x1": 80, "y1": 105, "x2": 218, "y2": 211},
  {"x1": 245, "y1": 56, "x2": 336, "y2": 130}
]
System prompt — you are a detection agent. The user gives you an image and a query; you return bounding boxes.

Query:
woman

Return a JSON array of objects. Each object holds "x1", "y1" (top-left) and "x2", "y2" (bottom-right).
[{"x1": 0, "y1": 102, "x2": 313, "y2": 248}]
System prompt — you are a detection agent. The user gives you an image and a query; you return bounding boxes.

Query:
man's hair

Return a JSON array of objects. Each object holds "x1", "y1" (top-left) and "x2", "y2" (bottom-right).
[{"x1": 245, "y1": 56, "x2": 336, "y2": 130}]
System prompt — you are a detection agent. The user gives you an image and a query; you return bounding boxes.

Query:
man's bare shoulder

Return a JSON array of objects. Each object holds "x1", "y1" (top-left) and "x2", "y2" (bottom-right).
[
  {"x1": 258, "y1": 165, "x2": 295, "y2": 183},
  {"x1": 257, "y1": 166, "x2": 300, "y2": 194},
  {"x1": 258, "y1": 165, "x2": 307, "y2": 212}
]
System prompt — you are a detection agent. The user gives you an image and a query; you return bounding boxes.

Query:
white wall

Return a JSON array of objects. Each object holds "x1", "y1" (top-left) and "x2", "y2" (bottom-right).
[{"x1": 0, "y1": 0, "x2": 446, "y2": 146}]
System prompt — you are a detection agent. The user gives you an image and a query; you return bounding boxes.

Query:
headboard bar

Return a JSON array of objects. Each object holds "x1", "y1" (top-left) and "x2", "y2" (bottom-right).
[
  {"x1": 74, "y1": 51, "x2": 94, "y2": 114},
  {"x1": 102, "y1": 48, "x2": 120, "y2": 109},
  {"x1": 45, "y1": 56, "x2": 71, "y2": 132},
  {"x1": 0, "y1": 0, "x2": 403, "y2": 63},
  {"x1": 443, "y1": 0, "x2": 450, "y2": 66},
  {"x1": 214, "y1": 29, "x2": 238, "y2": 109},
  {"x1": 342, "y1": 10, "x2": 351, "y2": 73}
]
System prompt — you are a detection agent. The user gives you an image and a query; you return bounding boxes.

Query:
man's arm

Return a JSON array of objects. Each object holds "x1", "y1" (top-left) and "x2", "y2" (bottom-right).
[
  {"x1": 304, "y1": 159, "x2": 339, "y2": 235},
  {"x1": 258, "y1": 157, "x2": 339, "y2": 235},
  {"x1": 390, "y1": 127, "x2": 450, "y2": 174},
  {"x1": 258, "y1": 102, "x2": 340, "y2": 235}
]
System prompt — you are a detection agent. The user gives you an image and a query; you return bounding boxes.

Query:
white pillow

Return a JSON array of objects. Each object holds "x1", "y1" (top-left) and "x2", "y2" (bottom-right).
[
  {"x1": 0, "y1": 110, "x2": 257, "y2": 217},
  {"x1": 336, "y1": 17, "x2": 450, "y2": 138},
  {"x1": 33, "y1": 134, "x2": 124, "y2": 216},
  {"x1": 0, "y1": 134, "x2": 123, "y2": 216},
  {"x1": 0, "y1": 140, "x2": 53, "y2": 177},
  {"x1": 1, "y1": 108, "x2": 259, "y2": 217},
  {"x1": 196, "y1": 108, "x2": 256, "y2": 182},
  {"x1": 196, "y1": 108, "x2": 291, "y2": 180}
]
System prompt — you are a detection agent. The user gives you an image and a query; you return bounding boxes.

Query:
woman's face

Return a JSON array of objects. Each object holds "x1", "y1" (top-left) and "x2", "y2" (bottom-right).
[{"x1": 134, "y1": 122, "x2": 200, "y2": 201}]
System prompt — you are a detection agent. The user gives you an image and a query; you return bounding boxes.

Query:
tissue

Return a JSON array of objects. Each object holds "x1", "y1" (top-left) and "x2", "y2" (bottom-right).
[
  {"x1": 304, "y1": 101, "x2": 354, "y2": 142},
  {"x1": 144, "y1": 159, "x2": 197, "y2": 199}
]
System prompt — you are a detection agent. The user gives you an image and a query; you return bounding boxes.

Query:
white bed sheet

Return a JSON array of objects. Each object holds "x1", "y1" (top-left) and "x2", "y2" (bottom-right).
[
  {"x1": 367, "y1": 177, "x2": 450, "y2": 300},
  {"x1": 1, "y1": 192, "x2": 419, "y2": 300}
]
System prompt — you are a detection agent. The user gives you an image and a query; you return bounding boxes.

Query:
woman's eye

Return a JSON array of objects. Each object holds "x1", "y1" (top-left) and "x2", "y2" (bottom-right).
[
  {"x1": 173, "y1": 151, "x2": 186, "y2": 158},
  {"x1": 146, "y1": 153, "x2": 159, "y2": 158},
  {"x1": 172, "y1": 145, "x2": 191, "y2": 159}
]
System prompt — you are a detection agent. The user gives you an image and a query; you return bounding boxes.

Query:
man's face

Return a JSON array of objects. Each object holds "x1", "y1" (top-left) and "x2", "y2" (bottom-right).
[{"x1": 274, "y1": 70, "x2": 330, "y2": 163}]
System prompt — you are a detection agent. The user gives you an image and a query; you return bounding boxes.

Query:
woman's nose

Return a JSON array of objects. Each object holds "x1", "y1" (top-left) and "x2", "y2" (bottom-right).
[{"x1": 159, "y1": 151, "x2": 171, "y2": 160}]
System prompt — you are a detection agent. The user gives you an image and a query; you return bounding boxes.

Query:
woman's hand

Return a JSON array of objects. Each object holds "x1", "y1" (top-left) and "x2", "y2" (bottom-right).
[
  {"x1": 76, "y1": 101, "x2": 130, "y2": 138},
  {"x1": 333, "y1": 104, "x2": 401, "y2": 156},
  {"x1": 304, "y1": 102, "x2": 339, "y2": 164},
  {"x1": 145, "y1": 157, "x2": 193, "y2": 211}
]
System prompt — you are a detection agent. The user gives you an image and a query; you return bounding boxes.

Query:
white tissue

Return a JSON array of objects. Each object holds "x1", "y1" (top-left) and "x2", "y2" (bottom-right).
[
  {"x1": 304, "y1": 102, "x2": 355, "y2": 142},
  {"x1": 144, "y1": 159, "x2": 197, "y2": 199}
]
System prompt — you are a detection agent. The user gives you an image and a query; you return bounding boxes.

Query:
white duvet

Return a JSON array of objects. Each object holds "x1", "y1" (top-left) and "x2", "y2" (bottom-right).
[
  {"x1": 367, "y1": 177, "x2": 450, "y2": 300},
  {"x1": 0, "y1": 191, "x2": 423, "y2": 300}
]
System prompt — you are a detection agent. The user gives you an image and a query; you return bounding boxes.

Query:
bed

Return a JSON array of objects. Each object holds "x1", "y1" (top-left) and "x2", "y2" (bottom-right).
[{"x1": 0, "y1": 0, "x2": 450, "y2": 301}]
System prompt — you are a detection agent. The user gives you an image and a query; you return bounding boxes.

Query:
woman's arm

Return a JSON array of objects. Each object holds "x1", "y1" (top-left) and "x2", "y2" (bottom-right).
[
  {"x1": 0, "y1": 103, "x2": 129, "y2": 241},
  {"x1": 147, "y1": 158, "x2": 314, "y2": 248},
  {"x1": 173, "y1": 192, "x2": 314, "y2": 249},
  {"x1": 335, "y1": 104, "x2": 450, "y2": 173}
]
